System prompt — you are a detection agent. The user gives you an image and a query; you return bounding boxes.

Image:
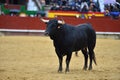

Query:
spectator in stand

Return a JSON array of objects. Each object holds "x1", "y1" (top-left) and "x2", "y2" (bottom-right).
[
  {"x1": 59, "y1": 0, "x2": 68, "y2": 10},
  {"x1": 116, "y1": 0, "x2": 120, "y2": 3},
  {"x1": 57, "y1": 0, "x2": 62, "y2": 5},
  {"x1": 80, "y1": 0, "x2": 89, "y2": 12},
  {"x1": 62, "y1": 5, "x2": 70, "y2": 11},
  {"x1": 68, "y1": 0, "x2": 75, "y2": 6},
  {"x1": 71, "y1": 6, "x2": 78, "y2": 11},
  {"x1": 51, "y1": 0, "x2": 57, "y2": 4},
  {"x1": 110, "y1": 6, "x2": 120, "y2": 19},
  {"x1": 75, "y1": 0, "x2": 81, "y2": 6},
  {"x1": 74, "y1": 0, "x2": 81, "y2": 11},
  {"x1": 104, "y1": 4, "x2": 111, "y2": 16},
  {"x1": 50, "y1": 3, "x2": 60, "y2": 10},
  {"x1": 115, "y1": 2, "x2": 120, "y2": 11},
  {"x1": 45, "y1": 0, "x2": 50, "y2": 5},
  {"x1": 88, "y1": 0, "x2": 100, "y2": 12},
  {"x1": 81, "y1": 5, "x2": 89, "y2": 12},
  {"x1": 104, "y1": 7, "x2": 110, "y2": 16},
  {"x1": 60, "y1": 0, "x2": 67, "y2": 6}
]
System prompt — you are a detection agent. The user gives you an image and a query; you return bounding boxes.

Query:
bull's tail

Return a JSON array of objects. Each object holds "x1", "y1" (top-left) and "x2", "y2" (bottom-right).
[{"x1": 93, "y1": 52, "x2": 97, "y2": 65}]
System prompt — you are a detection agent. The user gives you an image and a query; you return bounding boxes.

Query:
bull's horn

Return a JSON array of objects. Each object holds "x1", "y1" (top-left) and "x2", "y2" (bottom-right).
[
  {"x1": 41, "y1": 18, "x2": 49, "y2": 23},
  {"x1": 58, "y1": 20, "x2": 65, "y2": 24}
]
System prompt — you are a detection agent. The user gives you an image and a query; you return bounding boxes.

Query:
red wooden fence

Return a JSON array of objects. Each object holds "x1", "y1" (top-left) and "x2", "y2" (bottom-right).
[{"x1": 0, "y1": 15, "x2": 120, "y2": 33}]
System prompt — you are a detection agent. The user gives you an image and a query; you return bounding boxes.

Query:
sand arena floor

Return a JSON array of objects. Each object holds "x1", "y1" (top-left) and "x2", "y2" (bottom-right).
[{"x1": 0, "y1": 36, "x2": 120, "y2": 80}]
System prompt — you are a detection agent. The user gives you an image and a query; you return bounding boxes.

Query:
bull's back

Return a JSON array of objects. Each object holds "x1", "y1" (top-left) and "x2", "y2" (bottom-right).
[
  {"x1": 77, "y1": 23, "x2": 96, "y2": 38},
  {"x1": 77, "y1": 23, "x2": 96, "y2": 48}
]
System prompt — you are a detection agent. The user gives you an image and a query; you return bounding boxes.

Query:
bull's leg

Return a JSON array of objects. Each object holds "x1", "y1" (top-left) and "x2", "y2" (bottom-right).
[
  {"x1": 81, "y1": 48, "x2": 88, "y2": 70},
  {"x1": 55, "y1": 49, "x2": 63, "y2": 72},
  {"x1": 58, "y1": 56, "x2": 63, "y2": 72},
  {"x1": 88, "y1": 49, "x2": 93, "y2": 70},
  {"x1": 65, "y1": 53, "x2": 72, "y2": 72}
]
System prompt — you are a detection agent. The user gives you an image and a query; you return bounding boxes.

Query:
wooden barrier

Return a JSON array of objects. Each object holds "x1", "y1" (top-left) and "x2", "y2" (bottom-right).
[
  {"x1": 0, "y1": 15, "x2": 120, "y2": 33},
  {"x1": 0, "y1": 15, "x2": 46, "y2": 30}
]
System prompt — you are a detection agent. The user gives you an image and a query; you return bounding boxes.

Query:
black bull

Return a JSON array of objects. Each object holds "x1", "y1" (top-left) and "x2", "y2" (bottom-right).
[{"x1": 42, "y1": 18, "x2": 97, "y2": 72}]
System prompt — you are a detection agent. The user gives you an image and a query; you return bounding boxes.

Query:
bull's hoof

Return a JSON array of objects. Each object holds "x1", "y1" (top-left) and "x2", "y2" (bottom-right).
[
  {"x1": 83, "y1": 66, "x2": 87, "y2": 70},
  {"x1": 83, "y1": 67, "x2": 87, "y2": 70},
  {"x1": 88, "y1": 67, "x2": 92, "y2": 70},
  {"x1": 58, "y1": 68, "x2": 62, "y2": 72},
  {"x1": 58, "y1": 70, "x2": 62, "y2": 73},
  {"x1": 65, "y1": 68, "x2": 69, "y2": 73}
]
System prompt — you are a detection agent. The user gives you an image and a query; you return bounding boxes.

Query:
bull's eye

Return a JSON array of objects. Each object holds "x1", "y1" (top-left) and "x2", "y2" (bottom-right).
[{"x1": 57, "y1": 26, "x2": 61, "y2": 29}]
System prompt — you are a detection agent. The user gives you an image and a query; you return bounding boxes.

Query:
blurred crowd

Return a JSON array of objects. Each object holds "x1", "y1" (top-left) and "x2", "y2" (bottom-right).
[
  {"x1": 44, "y1": 0, "x2": 120, "y2": 19},
  {"x1": 104, "y1": 3, "x2": 120, "y2": 15},
  {"x1": 104, "y1": 2, "x2": 120, "y2": 19},
  {"x1": 45, "y1": 0, "x2": 120, "y2": 13},
  {"x1": 49, "y1": 0, "x2": 100, "y2": 12}
]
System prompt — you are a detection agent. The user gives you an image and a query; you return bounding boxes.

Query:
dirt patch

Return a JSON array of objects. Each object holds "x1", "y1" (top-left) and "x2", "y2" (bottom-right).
[{"x1": 0, "y1": 36, "x2": 120, "y2": 80}]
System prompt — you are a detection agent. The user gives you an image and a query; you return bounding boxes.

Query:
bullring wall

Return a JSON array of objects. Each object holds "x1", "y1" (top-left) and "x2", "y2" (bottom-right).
[{"x1": 0, "y1": 15, "x2": 120, "y2": 32}]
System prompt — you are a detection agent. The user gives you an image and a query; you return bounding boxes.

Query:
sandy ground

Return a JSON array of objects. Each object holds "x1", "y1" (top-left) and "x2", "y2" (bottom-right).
[{"x1": 0, "y1": 36, "x2": 120, "y2": 80}]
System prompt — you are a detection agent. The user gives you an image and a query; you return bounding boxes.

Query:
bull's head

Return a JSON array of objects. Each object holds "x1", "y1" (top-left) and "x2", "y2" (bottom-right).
[{"x1": 41, "y1": 18, "x2": 65, "y2": 37}]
